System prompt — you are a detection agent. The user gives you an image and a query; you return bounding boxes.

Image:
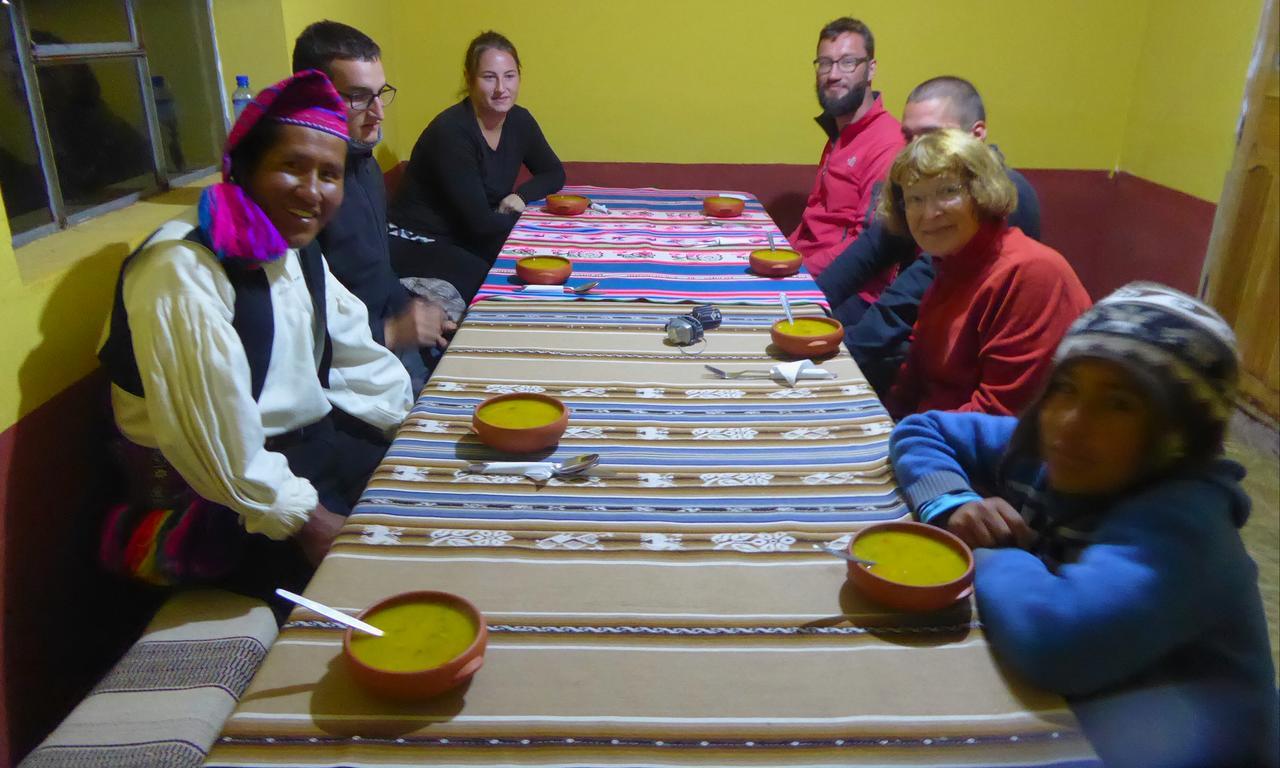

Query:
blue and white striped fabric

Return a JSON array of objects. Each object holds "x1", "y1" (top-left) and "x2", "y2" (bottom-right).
[
  {"x1": 202, "y1": 197, "x2": 1100, "y2": 768},
  {"x1": 356, "y1": 300, "x2": 902, "y2": 527},
  {"x1": 473, "y1": 186, "x2": 828, "y2": 306}
]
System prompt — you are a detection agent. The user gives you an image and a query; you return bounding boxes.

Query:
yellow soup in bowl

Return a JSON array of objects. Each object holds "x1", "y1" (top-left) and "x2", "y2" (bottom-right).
[
  {"x1": 349, "y1": 601, "x2": 478, "y2": 673},
  {"x1": 754, "y1": 250, "x2": 800, "y2": 262},
  {"x1": 853, "y1": 530, "x2": 969, "y2": 586},
  {"x1": 477, "y1": 397, "x2": 564, "y2": 429},
  {"x1": 519, "y1": 256, "x2": 569, "y2": 270},
  {"x1": 776, "y1": 318, "x2": 837, "y2": 337}
]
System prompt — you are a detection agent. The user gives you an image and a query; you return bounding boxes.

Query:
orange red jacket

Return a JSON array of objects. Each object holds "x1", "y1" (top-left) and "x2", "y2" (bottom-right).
[{"x1": 789, "y1": 95, "x2": 905, "y2": 277}]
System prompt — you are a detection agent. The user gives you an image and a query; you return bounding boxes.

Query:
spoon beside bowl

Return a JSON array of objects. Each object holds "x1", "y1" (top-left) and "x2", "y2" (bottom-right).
[
  {"x1": 819, "y1": 547, "x2": 877, "y2": 567},
  {"x1": 465, "y1": 453, "x2": 600, "y2": 478},
  {"x1": 275, "y1": 589, "x2": 385, "y2": 636}
]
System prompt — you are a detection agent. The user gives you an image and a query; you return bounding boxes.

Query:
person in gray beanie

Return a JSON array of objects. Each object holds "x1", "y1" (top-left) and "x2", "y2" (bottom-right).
[{"x1": 888, "y1": 282, "x2": 1278, "y2": 768}]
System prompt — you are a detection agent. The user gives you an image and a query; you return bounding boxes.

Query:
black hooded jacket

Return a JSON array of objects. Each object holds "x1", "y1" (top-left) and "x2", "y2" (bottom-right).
[{"x1": 317, "y1": 144, "x2": 409, "y2": 345}]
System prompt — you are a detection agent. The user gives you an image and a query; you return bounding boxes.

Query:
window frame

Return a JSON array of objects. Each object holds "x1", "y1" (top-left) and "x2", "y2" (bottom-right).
[{"x1": 5, "y1": 0, "x2": 229, "y2": 248}]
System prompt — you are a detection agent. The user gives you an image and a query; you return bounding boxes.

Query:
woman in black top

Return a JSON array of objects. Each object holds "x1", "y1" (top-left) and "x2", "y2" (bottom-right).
[{"x1": 388, "y1": 31, "x2": 565, "y2": 301}]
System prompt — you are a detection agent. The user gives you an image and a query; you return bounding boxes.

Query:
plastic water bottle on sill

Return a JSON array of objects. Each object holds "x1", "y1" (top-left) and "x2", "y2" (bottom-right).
[{"x1": 231, "y1": 75, "x2": 252, "y2": 120}]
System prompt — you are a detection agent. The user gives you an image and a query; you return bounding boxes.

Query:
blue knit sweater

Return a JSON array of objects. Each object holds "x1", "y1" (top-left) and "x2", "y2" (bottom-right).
[{"x1": 890, "y1": 411, "x2": 1279, "y2": 768}]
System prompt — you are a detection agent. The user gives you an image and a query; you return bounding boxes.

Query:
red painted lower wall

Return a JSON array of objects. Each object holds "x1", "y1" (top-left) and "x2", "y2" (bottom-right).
[
  {"x1": 0, "y1": 371, "x2": 162, "y2": 768},
  {"x1": 0, "y1": 160, "x2": 1215, "y2": 765},
  {"x1": 555, "y1": 162, "x2": 1217, "y2": 299},
  {"x1": 1018, "y1": 169, "x2": 1216, "y2": 299}
]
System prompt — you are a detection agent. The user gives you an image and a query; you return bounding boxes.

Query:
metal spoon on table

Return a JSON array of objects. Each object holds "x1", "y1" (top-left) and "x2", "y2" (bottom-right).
[
  {"x1": 551, "y1": 453, "x2": 601, "y2": 477},
  {"x1": 568, "y1": 280, "x2": 600, "y2": 295}
]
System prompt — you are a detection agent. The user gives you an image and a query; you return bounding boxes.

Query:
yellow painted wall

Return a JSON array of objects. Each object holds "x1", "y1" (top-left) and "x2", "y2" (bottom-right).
[
  {"x1": 0, "y1": 182, "x2": 215, "y2": 433},
  {"x1": 211, "y1": 0, "x2": 290, "y2": 123},
  {"x1": 1121, "y1": 0, "x2": 1267, "y2": 201},
  {"x1": 381, "y1": 1, "x2": 1151, "y2": 173}
]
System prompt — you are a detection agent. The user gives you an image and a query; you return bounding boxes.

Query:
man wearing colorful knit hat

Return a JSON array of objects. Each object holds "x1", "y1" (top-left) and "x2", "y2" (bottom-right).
[{"x1": 99, "y1": 70, "x2": 412, "y2": 611}]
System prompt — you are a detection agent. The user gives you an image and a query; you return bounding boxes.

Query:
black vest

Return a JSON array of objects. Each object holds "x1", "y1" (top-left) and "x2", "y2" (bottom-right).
[{"x1": 100, "y1": 225, "x2": 333, "y2": 401}]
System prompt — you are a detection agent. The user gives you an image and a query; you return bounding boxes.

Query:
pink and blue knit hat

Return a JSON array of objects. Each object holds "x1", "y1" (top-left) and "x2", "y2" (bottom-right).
[
  {"x1": 199, "y1": 69, "x2": 348, "y2": 265},
  {"x1": 220, "y1": 69, "x2": 349, "y2": 180}
]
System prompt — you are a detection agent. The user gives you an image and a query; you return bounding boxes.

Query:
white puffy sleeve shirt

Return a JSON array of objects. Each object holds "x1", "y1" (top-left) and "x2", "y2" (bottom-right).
[{"x1": 111, "y1": 218, "x2": 412, "y2": 540}]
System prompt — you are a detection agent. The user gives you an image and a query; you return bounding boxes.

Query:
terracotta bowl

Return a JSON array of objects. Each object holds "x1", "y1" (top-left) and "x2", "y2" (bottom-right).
[
  {"x1": 516, "y1": 255, "x2": 573, "y2": 285},
  {"x1": 770, "y1": 316, "x2": 844, "y2": 357},
  {"x1": 749, "y1": 248, "x2": 803, "y2": 277},
  {"x1": 544, "y1": 194, "x2": 590, "y2": 216},
  {"x1": 845, "y1": 521, "x2": 975, "y2": 612},
  {"x1": 703, "y1": 195, "x2": 745, "y2": 218},
  {"x1": 343, "y1": 590, "x2": 488, "y2": 701},
  {"x1": 472, "y1": 392, "x2": 570, "y2": 453}
]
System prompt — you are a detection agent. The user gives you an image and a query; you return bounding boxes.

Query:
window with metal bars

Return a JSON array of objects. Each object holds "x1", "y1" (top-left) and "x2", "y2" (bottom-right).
[{"x1": 1, "y1": 0, "x2": 227, "y2": 246}]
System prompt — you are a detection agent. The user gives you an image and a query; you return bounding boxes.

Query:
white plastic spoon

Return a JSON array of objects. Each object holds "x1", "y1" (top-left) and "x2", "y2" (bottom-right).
[
  {"x1": 821, "y1": 548, "x2": 877, "y2": 567},
  {"x1": 275, "y1": 588, "x2": 385, "y2": 636},
  {"x1": 780, "y1": 292, "x2": 795, "y2": 325}
]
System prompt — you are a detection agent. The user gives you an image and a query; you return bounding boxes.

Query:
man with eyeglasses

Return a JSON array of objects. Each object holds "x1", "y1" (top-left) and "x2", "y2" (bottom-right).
[
  {"x1": 790, "y1": 17, "x2": 905, "y2": 278},
  {"x1": 818, "y1": 76, "x2": 1043, "y2": 396},
  {"x1": 293, "y1": 20, "x2": 457, "y2": 393}
]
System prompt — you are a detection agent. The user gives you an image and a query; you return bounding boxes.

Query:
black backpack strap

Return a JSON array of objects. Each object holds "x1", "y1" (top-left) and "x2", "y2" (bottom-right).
[{"x1": 297, "y1": 240, "x2": 332, "y2": 389}]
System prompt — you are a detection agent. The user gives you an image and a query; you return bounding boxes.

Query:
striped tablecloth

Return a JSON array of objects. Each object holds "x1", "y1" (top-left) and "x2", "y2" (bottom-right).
[
  {"x1": 472, "y1": 186, "x2": 829, "y2": 305},
  {"x1": 204, "y1": 190, "x2": 1098, "y2": 767},
  {"x1": 204, "y1": 303, "x2": 1095, "y2": 762}
]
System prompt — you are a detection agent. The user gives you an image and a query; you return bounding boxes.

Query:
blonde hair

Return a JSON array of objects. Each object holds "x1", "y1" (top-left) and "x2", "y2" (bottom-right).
[{"x1": 876, "y1": 128, "x2": 1016, "y2": 236}]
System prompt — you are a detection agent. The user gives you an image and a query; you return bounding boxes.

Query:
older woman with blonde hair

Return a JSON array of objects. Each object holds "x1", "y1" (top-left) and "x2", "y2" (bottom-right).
[{"x1": 881, "y1": 129, "x2": 1091, "y2": 418}]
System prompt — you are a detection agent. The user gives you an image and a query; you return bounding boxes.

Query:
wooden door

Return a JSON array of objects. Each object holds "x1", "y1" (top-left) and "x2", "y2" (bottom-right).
[{"x1": 1202, "y1": 0, "x2": 1280, "y2": 420}]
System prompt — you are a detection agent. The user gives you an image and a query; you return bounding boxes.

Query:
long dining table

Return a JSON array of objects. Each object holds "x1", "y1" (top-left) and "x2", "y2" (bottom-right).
[{"x1": 203, "y1": 187, "x2": 1100, "y2": 767}]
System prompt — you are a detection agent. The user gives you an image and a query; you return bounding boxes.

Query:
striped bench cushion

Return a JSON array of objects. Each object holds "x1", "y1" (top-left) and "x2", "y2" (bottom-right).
[{"x1": 19, "y1": 589, "x2": 277, "y2": 768}]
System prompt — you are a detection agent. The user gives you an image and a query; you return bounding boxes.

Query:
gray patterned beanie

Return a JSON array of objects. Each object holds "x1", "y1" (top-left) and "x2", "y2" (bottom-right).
[{"x1": 1054, "y1": 281, "x2": 1239, "y2": 457}]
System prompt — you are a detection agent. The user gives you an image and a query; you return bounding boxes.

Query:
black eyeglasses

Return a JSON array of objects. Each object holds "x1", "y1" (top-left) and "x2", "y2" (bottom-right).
[
  {"x1": 813, "y1": 56, "x2": 869, "y2": 74},
  {"x1": 342, "y1": 84, "x2": 397, "y2": 111}
]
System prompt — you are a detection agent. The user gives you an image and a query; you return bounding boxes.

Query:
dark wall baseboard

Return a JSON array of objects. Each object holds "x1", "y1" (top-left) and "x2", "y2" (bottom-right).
[
  {"x1": 559, "y1": 161, "x2": 817, "y2": 236},
  {"x1": 558, "y1": 161, "x2": 1217, "y2": 300},
  {"x1": 1018, "y1": 169, "x2": 1216, "y2": 299},
  {"x1": 0, "y1": 371, "x2": 162, "y2": 768}
]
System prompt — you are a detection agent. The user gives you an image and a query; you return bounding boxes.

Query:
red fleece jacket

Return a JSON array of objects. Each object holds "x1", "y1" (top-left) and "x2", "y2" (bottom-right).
[
  {"x1": 889, "y1": 224, "x2": 1092, "y2": 418},
  {"x1": 789, "y1": 96, "x2": 904, "y2": 277}
]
